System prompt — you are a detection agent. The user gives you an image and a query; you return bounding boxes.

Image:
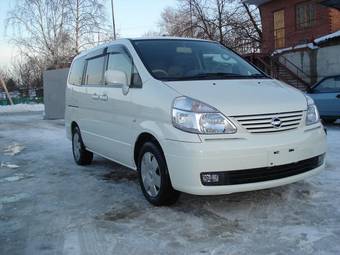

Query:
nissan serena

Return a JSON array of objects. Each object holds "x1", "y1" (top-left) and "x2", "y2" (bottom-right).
[{"x1": 65, "y1": 37, "x2": 327, "y2": 205}]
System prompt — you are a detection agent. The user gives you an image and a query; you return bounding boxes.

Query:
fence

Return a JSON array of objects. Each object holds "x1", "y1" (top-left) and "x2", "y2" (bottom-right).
[{"x1": 0, "y1": 97, "x2": 44, "y2": 106}]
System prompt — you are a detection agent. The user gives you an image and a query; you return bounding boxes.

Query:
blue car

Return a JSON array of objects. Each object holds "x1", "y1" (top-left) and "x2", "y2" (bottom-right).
[{"x1": 308, "y1": 75, "x2": 340, "y2": 123}]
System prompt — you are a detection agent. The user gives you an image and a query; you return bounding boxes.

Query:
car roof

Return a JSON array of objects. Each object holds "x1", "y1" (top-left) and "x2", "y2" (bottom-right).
[
  {"x1": 129, "y1": 36, "x2": 212, "y2": 42},
  {"x1": 74, "y1": 37, "x2": 214, "y2": 60}
]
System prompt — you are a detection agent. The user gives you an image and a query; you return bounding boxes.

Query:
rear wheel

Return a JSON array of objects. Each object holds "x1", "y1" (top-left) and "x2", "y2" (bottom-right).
[
  {"x1": 72, "y1": 126, "x2": 93, "y2": 165},
  {"x1": 138, "y1": 142, "x2": 180, "y2": 206}
]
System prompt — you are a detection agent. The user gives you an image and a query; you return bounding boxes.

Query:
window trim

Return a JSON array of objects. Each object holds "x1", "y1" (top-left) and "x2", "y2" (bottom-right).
[
  {"x1": 273, "y1": 8, "x2": 285, "y2": 49},
  {"x1": 68, "y1": 56, "x2": 86, "y2": 86},
  {"x1": 295, "y1": 1, "x2": 316, "y2": 31},
  {"x1": 105, "y1": 44, "x2": 142, "y2": 88},
  {"x1": 83, "y1": 54, "x2": 108, "y2": 87},
  {"x1": 130, "y1": 39, "x2": 269, "y2": 82}
]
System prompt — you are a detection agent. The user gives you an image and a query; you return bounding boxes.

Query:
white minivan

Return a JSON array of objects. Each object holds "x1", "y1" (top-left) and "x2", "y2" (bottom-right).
[{"x1": 65, "y1": 37, "x2": 327, "y2": 205}]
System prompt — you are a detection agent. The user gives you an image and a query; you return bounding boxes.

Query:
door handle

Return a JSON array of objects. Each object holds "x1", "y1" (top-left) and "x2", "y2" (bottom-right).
[
  {"x1": 92, "y1": 93, "x2": 100, "y2": 100},
  {"x1": 336, "y1": 94, "x2": 340, "y2": 99},
  {"x1": 100, "y1": 94, "x2": 108, "y2": 101}
]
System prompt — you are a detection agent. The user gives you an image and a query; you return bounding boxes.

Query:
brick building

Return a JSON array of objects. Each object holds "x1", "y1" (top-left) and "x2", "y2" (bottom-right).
[
  {"x1": 244, "y1": 0, "x2": 340, "y2": 90},
  {"x1": 245, "y1": 0, "x2": 340, "y2": 53}
]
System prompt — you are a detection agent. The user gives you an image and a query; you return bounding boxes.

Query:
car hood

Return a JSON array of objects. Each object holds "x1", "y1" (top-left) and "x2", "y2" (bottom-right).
[{"x1": 163, "y1": 79, "x2": 307, "y2": 116}]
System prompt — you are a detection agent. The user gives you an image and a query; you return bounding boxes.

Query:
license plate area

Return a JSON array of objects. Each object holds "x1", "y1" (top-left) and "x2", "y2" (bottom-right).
[{"x1": 268, "y1": 146, "x2": 299, "y2": 166}]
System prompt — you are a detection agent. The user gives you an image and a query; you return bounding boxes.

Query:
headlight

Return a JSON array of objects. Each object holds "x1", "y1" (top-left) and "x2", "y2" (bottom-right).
[
  {"x1": 305, "y1": 95, "x2": 320, "y2": 125},
  {"x1": 172, "y1": 97, "x2": 237, "y2": 134}
]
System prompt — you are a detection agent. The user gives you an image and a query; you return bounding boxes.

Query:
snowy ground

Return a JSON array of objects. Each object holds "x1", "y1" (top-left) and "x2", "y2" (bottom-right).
[
  {"x1": 0, "y1": 112, "x2": 340, "y2": 255},
  {"x1": 0, "y1": 104, "x2": 44, "y2": 114}
]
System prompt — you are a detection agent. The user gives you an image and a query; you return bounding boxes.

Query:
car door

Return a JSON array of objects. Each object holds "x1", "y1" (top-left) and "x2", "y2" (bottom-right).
[
  {"x1": 309, "y1": 76, "x2": 340, "y2": 117},
  {"x1": 95, "y1": 45, "x2": 142, "y2": 168},
  {"x1": 80, "y1": 50, "x2": 108, "y2": 154}
]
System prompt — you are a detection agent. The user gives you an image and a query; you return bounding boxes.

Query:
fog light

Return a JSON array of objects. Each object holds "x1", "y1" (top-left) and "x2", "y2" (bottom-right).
[
  {"x1": 201, "y1": 173, "x2": 220, "y2": 184},
  {"x1": 318, "y1": 154, "x2": 325, "y2": 165}
]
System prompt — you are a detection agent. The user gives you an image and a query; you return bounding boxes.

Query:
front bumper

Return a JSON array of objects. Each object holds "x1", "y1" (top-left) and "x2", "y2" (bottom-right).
[{"x1": 163, "y1": 124, "x2": 327, "y2": 195}]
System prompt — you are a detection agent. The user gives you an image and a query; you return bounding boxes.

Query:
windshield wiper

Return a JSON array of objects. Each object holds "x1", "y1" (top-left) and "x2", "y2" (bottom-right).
[
  {"x1": 163, "y1": 72, "x2": 268, "y2": 81},
  {"x1": 247, "y1": 73, "x2": 268, "y2": 78},
  {"x1": 202, "y1": 73, "x2": 267, "y2": 79},
  {"x1": 165, "y1": 73, "x2": 246, "y2": 81},
  {"x1": 192, "y1": 72, "x2": 244, "y2": 79}
]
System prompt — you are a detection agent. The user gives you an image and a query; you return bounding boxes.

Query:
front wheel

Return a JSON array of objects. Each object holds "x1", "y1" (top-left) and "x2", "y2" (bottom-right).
[{"x1": 138, "y1": 142, "x2": 180, "y2": 206}]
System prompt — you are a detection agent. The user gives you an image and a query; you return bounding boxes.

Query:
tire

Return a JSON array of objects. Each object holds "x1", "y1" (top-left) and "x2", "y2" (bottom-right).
[
  {"x1": 137, "y1": 142, "x2": 180, "y2": 206},
  {"x1": 72, "y1": 126, "x2": 93, "y2": 165}
]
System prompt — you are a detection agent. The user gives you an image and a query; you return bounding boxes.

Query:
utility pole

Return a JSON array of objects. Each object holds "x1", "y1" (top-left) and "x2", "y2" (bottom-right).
[{"x1": 111, "y1": 0, "x2": 117, "y2": 40}]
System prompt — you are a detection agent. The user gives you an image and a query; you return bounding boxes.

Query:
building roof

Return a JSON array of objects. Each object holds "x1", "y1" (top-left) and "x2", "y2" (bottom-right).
[
  {"x1": 318, "y1": 0, "x2": 340, "y2": 10},
  {"x1": 242, "y1": 0, "x2": 272, "y2": 6},
  {"x1": 244, "y1": 0, "x2": 340, "y2": 9},
  {"x1": 314, "y1": 30, "x2": 340, "y2": 44}
]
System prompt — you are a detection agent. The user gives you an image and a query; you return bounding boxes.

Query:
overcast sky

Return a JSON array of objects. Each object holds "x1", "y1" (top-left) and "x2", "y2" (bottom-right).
[{"x1": 0, "y1": 0, "x2": 176, "y2": 68}]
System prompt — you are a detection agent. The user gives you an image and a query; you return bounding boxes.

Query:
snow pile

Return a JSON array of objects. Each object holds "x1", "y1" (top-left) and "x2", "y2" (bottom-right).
[
  {"x1": 272, "y1": 30, "x2": 340, "y2": 55},
  {"x1": 3, "y1": 143, "x2": 25, "y2": 156},
  {"x1": 0, "y1": 103, "x2": 44, "y2": 114},
  {"x1": 272, "y1": 43, "x2": 318, "y2": 55},
  {"x1": 314, "y1": 30, "x2": 340, "y2": 44},
  {"x1": 0, "y1": 162, "x2": 20, "y2": 169}
]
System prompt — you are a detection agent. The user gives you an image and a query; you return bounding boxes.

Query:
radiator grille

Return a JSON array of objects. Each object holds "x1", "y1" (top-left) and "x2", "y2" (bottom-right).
[{"x1": 233, "y1": 111, "x2": 304, "y2": 133}]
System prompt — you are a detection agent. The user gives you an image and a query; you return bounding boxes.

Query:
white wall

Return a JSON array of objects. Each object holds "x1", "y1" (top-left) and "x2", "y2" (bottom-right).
[
  {"x1": 317, "y1": 44, "x2": 340, "y2": 79},
  {"x1": 43, "y1": 68, "x2": 69, "y2": 119},
  {"x1": 280, "y1": 44, "x2": 340, "y2": 83},
  {"x1": 280, "y1": 51, "x2": 311, "y2": 76}
]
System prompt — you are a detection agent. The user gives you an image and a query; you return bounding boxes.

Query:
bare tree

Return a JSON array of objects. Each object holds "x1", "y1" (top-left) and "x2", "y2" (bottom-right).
[
  {"x1": 143, "y1": 30, "x2": 164, "y2": 37},
  {"x1": 0, "y1": 68, "x2": 18, "y2": 92},
  {"x1": 5, "y1": 0, "x2": 111, "y2": 96},
  {"x1": 7, "y1": 0, "x2": 70, "y2": 66},
  {"x1": 160, "y1": 0, "x2": 262, "y2": 53},
  {"x1": 67, "y1": 0, "x2": 110, "y2": 54},
  {"x1": 6, "y1": 0, "x2": 110, "y2": 66},
  {"x1": 10, "y1": 57, "x2": 45, "y2": 96}
]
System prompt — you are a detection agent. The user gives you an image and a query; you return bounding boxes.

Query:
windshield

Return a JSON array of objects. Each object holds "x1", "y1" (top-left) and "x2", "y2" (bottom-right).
[{"x1": 132, "y1": 39, "x2": 267, "y2": 81}]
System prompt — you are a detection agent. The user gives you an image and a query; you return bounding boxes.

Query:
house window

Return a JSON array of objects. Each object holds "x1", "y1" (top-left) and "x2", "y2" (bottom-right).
[
  {"x1": 296, "y1": 1, "x2": 316, "y2": 29},
  {"x1": 274, "y1": 9, "x2": 285, "y2": 49}
]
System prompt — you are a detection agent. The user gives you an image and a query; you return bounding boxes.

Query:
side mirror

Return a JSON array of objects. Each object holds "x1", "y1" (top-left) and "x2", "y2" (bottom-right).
[{"x1": 105, "y1": 70, "x2": 129, "y2": 95}]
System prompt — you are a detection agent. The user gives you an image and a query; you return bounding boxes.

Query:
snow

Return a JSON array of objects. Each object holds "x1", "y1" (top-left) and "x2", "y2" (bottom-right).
[
  {"x1": 0, "y1": 162, "x2": 20, "y2": 169},
  {"x1": 3, "y1": 143, "x2": 25, "y2": 156},
  {"x1": 314, "y1": 30, "x2": 340, "y2": 44},
  {"x1": 270, "y1": 30, "x2": 340, "y2": 55},
  {"x1": 0, "y1": 193, "x2": 30, "y2": 203},
  {"x1": 0, "y1": 103, "x2": 44, "y2": 114},
  {"x1": 272, "y1": 43, "x2": 318, "y2": 55},
  {"x1": 0, "y1": 112, "x2": 340, "y2": 254}
]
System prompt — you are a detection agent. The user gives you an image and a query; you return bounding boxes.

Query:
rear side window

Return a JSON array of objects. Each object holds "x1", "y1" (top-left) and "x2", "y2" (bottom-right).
[
  {"x1": 85, "y1": 56, "x2": 105, "y2": 85},
  {"x1": 68, "y1": 58, "x2": 85, "y2": 86}
]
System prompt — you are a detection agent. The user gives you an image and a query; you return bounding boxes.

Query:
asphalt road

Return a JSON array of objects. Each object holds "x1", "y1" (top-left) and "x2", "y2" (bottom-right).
[{"x1": 1, "y1": 112, "x2": 340, "y2": 255}]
